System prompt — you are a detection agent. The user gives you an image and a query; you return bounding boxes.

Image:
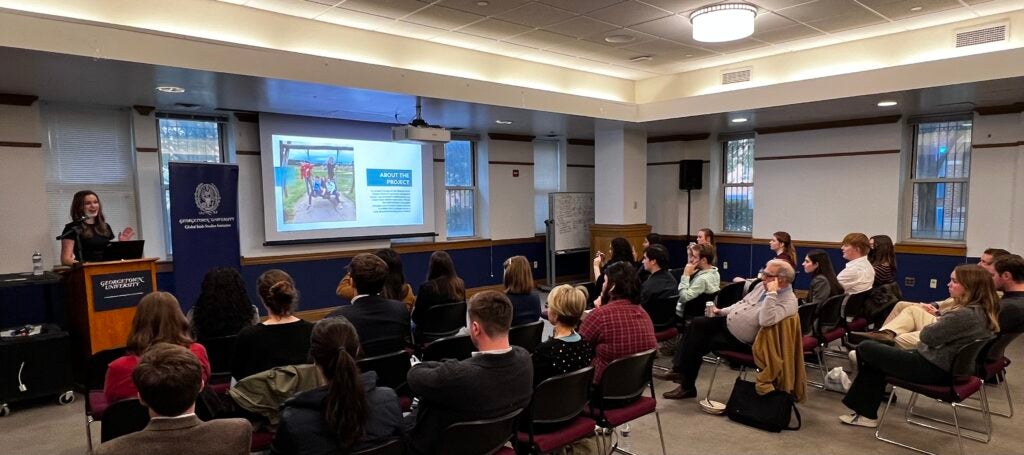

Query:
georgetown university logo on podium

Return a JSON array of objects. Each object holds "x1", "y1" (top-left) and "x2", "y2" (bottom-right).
[{"x1": 194, "y1": 183, "x2": 221, "y2": 215}]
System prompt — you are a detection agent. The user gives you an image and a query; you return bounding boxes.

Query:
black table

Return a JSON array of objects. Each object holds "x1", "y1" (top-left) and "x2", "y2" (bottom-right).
[{"x1": 0, "y1": 271, "x2": 65, "y2": 329}]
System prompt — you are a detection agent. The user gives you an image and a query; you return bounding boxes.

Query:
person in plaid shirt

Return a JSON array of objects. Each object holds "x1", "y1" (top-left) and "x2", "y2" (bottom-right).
[{"x1": 580, "y1": 261, "x2": 657, "y2": 383}]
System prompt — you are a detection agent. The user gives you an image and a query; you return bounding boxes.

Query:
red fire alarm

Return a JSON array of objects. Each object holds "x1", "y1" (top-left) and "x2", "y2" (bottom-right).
[{"x1": 513, "y1": 169, "x2": 519, "y2": 177}]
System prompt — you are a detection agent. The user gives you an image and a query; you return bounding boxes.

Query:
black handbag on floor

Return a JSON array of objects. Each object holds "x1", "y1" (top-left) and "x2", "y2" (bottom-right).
[{"x1": 725, "y1": 378, "x2": 801, "y2": 432}]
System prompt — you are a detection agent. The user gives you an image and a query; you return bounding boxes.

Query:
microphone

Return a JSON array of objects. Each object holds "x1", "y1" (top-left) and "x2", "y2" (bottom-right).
[{"x1": 72, "y1": 215, "x2": 91, "y2": 225}]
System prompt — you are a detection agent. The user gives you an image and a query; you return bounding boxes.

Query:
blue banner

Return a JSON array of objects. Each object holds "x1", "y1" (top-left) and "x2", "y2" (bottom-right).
[{"x1": 169, "y1": 162, "x2": 241, "y2": 313}]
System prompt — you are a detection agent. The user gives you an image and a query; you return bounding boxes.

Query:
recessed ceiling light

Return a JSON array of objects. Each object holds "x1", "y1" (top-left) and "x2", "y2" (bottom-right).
[
  {"x1": 961, "y1": 122, "x2": 973, "y2": 127},
  {"x1": 910, "y1": 6, "x2": 923, "y2": 12},
  {"x1": 629, "y1": 55, "x2": 653, "y2": 62},
  {"x1": 605, "y1": 34, "x2": 636, "y2": 44},
  {"x1": 156, "y1": 86, "x2": 185, "y2": 93},
  {"x1": 495, "y1": 120, "x2": 514, "y2": 125},
  {"x1": 476, "y1": 1, "x2": 489, "y2": 6},
  {"x1": 690, "y1": 3, "x2": 758, "y2": 43},
  {"x1": 731, "y1": 117, "x2": 748, "y2": 123},
  {"x1": 877, "y1": 100, "x2": 898, "y2": 107}
]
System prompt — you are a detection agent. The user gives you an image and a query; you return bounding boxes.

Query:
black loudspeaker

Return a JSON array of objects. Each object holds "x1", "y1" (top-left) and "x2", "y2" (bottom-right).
[{"x1": 679, "y1": 160, "x2": 703, "y2": 190}]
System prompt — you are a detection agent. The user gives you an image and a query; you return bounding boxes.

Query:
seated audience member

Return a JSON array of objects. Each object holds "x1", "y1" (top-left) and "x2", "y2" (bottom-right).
[
  {"x1": 658, "y1": 259, "x2": 797, "y2": 399},
  {"x1": 273, "y1": 318, "x2": 404, "y2": 455},
  {"x1": 838, "y1": 264, "x2": 999, "y2": 428},
  {"x1": 696, "y1": 228, "x2": 715, "y2": 247},
  {"x1": 105, "y1": 292, "x2": 211, "y2": 403},
  {"x1": 676, "y1": 243, "x2": 721, "y2": 318},
  {"x1": 639, "y1": 244, "x2": 677, "y2": 310},
  {"x1": 868, "y1": 235, "x2": 897, "y2": 287},
  {"x1": 405, "y1": 291, "x2": 533, "y2": 455},
  {"x1": 994, "y1": 254, "x2": 1024, "y2": 333},
  {"x1": 770, "y1": 231, "x2": 798, "y2": 270},
  {"x1": 642, "y1": 233, "x2": 663, "y2": 250},
  {"x1": 580, "y1": 262, "x2": 657, "y2": 383},
  {"x1": 593, "y1": 237, "x2": 639, "y2": 296},
  {"x1": 232, "y1": 269, "x2": 314, "y2": 380},
  {"x1": 327, "y1": 253, "x2": 410, "y2": 357},
  {"x1": 533, "y1": 285, "x2": 594, "y2": 385},
  {"x1": 850, "y1": 248, "x2": 1006, "y2": 347},
  {"x1": 94, "y1": 344, "x2": 251, "y2": 455},
  {"x1": 337, "y1": 248, "x2": 416, "y2": 311},
  {"x1": 411, "y1": 251, "x2": 466, "y2": 328},
  {"x1": 503, "y1": 255, "x2": 542, "y2": 326},
  {"x1": 189, "y1": 267, "x2": 259, "y2": 340},
  {"x1": 802, "y1": 249, "x2": 845, "y2": 310},
  {"x1": 837, "y1": 233, "x2": 875, "y2": 294}
]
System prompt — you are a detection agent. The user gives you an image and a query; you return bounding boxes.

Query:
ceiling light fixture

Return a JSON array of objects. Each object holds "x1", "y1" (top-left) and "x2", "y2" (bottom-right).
[
  {"x1": 910, "y1": 6, "x2": 923, "y2": 12},
  {"x1": 604, "y1": 34, "x2": 636, "y2": 44},
  {"x1": 731, "y1": 117, "x2": 748, "y2": 123},
  {"x1": 690, "y1": 3, "x2": 757, "y2": 43},
  {"x1": 495, "y1": 119, "x2": 514, "y2": 125},
  {"x1": 156, "y1": 86, "x2": 186, "y2": 93},
  {"x1": 877, "y1": 100, "x2": 898, "y2": 107},
  {"x1": 629, "y1": 55, "x2": 653, "y2": 62},
  {"x1": 476, "y1": 1, "x2": 490, "y2": 6}
]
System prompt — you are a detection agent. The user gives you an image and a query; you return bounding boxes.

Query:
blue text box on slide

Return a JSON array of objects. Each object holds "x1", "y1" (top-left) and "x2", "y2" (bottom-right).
[{"x1": 367, "y1": 169, "x2": 413, "y2": 187}]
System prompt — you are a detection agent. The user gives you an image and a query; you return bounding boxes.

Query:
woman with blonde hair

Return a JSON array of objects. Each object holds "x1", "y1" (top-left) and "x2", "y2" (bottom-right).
[
  {"x1": 839, "y1": 264, "x2": 999, "y2": 428},
  {"x1": 232, "y1": 269, "x2": 314, "y2": 380},
  {"x1": 504, "y1": 255, "x2": 542, "y2": 326},
  {"x1": 532, "y1": 285, "x2": 593, "y2": 385},
  {"x1": 104, "y1": 291, "x2": 211, "y2": 403}
]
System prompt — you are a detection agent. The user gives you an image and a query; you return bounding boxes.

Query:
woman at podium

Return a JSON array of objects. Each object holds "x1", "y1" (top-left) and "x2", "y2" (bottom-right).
[{"x1": 60, "y1": 190, "x2": 134, "y2": 265}]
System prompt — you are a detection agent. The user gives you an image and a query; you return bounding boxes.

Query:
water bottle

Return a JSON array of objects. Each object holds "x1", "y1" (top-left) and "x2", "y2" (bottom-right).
[
  {"x1": 32, "y1": 251, "x2": 43, "y2": 275},
  {"x1": 614, "y1": 424, "x2": 630, "y2": 448},
  {"x1": 705, "y1": 301, "x2": 716, "y2": 317}
]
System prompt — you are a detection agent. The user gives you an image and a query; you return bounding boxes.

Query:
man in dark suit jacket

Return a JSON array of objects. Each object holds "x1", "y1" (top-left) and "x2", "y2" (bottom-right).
[
  {"x1": 93, "y1": 343, "x2": 251, "y2": 455},
  {"x1": 405, "y1": 291, "x2": 533, "y2": 455},
  {"x1": 328, "y1": 253, "x2": 411, "y2": 356},
  {"x1": 639, "y1": 244, "x2": 678, "y2": 310}
]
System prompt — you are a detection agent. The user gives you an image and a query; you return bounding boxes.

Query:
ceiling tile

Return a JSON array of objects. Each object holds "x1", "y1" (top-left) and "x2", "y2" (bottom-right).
[
  {"x1": 693, "y1": 37, "x2": 770, "y2": 53},
  {"x1": 403, "y1": 5, "x2": 485, "y2": 29},
  {"x1": 495, "y1": 2, "x2": 579, "y2": 28},
  {"x1": 547, "y1": 39, "x2": 624, "y2": 58},
  {"x1": 538, "y1": 0, "x2": 625, "y2": 14},
  {"x1": 582, "y1": 28, "x2": 659, "y2": 48},
  {"x1": 629, "y1": 15, "x2": 703, "y2": 45},
  {"x1": 433, "y1": 0, "x2": 531, "y2": 16},
  {"x1": 459, "y1": 18, "x2": 534, "y2": 39},
  {"x1": 751, "y1": 23, "x2": 823, "y2": 43},
  {"x1": 428, "y1": 32, "x2": 499, "y2": 50},
  {"x1": 246, "y1": 0, "x2": 332, "y2": 18},
  {"x1": 776, "y1": 0, "x2": 874, "y2": 23},
  {"x1": 341, "y1": 0, "x2": 429, "y2": 19},
  {"x1": 640, "y1": 0, "x2": 714, "y2": 13},
  {"x1": 804, "y1": 10, "x2": 888, "y2": 33},
  {"x1": 750, "y1": 0, "x2": 818, "y2": 11},
  {"x1": 857, "y1": 0, "x2": 962, "y2": 21},
  {"x1": 376, "y1": 20, "x2": 447, "y2": 39},
  {"x1": 586, "y1": 0, "x2": 672, "y2": 27},
  {"x1": 755, "y1": 11, "x2": 800, "y2": 32},
  {"x1": 504, "y1": 29, "x2": 578, "y2": 49},
  {"x1": 542, "y1": 16, "x2": 619, "y2": 37},
  {"x1": 317, "y1": 8, "x2": 395, "y2": 29}
]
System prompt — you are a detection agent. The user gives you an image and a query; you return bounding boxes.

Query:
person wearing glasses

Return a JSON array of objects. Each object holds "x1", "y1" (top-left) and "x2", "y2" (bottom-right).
[{"x1": 658, "y1": 259, "x2": 797, "y2": 399}]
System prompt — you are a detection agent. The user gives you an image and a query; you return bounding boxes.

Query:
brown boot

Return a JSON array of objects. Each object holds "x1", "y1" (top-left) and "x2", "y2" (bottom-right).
[
  {"x1": 849, "y1": 330, "x2": 897, "y2": 345},
  {"x1": 663, "y1": 385, "x2": 697, "y2": 400}
]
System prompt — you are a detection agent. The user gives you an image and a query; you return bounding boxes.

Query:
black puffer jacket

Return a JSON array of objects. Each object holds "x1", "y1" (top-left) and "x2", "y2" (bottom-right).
[{"x1": 271, "y1": 371, "x2": 404, "y2": 455}]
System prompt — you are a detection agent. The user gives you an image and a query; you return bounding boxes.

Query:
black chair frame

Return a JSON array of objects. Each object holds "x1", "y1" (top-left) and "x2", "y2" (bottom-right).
[
  {"x1": 518, "y1": 367, "x2": 595, "y2": 454},
  {"x1": 415, "y1": 301, "x2": 468, "y2": 345},
  {"x1": 100, "y1": 398, "x2": 150, "y2": 443},
  {"x1": 508, "y1": 321, "x2": 545, "y2": 353},
  {"x1": 358, "y1": 350, "x2": 412, "y2": 397},
  {"x1": 85, "y1": 346, "x2": 127, "y2": 451},
  {"x1": 589, "y1": 349, "x2": 666, "y2": 455},
  {"x1": 422, "y1": 334, "x2": 475, "y2": 362},
  {"x1": 439, "y1": 408, "x2": 522, "y2": 455}
]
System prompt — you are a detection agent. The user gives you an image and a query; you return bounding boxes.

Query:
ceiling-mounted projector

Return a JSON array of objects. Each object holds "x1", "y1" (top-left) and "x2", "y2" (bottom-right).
[{"x1": 393, "y1": 95, "x2": 450, "y2": 144}]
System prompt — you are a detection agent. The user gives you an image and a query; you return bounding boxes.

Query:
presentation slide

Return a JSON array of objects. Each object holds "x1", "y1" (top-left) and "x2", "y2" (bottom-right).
[{"x1": 259, "y1": 114, "x2": 435, "y2": 244}]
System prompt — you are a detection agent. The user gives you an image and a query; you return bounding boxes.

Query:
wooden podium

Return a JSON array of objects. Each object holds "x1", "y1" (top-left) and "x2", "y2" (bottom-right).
[{"x1": 66, "y1": 258, "x2": 158, "y2": 360}]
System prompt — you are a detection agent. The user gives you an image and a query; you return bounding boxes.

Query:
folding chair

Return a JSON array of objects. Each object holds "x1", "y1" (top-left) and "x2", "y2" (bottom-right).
[
  {"x1": 972, "y1": 332, "x2": 1023, "y2": 417},
  {"x1": 586, "y1": 349, "x2": 666, "y2": 455},
  {"x1": 99, "y1": 399, "x2": 150, "y2": 442},
  {"x1": 358, "y1": 350, "x2": 413, "y2": 411},
  {"x1": 415, "y1": 301, "x2": 467, "y2": 345},
  {"x1": 439, "y1": 409, "x2": 522, "y2": 455},
  {"x1": 509, "y1": 321, "x2": 545, "y2": 353},
  {"x1": 422, "y1": 334, "x2": 475, "y2": 362},
  {"x1": 516, "y1": 367, "x2": 595, "y2": 454},
  {"x1": 85, "y1": 347, "x2": 126, "y2": 450}
]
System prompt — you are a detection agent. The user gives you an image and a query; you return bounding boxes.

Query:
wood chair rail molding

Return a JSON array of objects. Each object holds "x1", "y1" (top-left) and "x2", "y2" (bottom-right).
[
  {"x1": 237, "y1": 236, "x2": 545, "y2": 266},
  {"x1": 646, "y1": 234, "x2": 964, "y2": 257}
]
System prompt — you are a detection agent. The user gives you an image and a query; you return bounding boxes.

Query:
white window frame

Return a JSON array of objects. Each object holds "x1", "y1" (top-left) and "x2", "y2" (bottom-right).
[
  {"x1": 903, "y1": 119, "x2": 972, "y2": 242},
  {"x1": 444, "y1": 140, "x2": 477, "y2": 239},
  {"x1": 722, "y1": 138, "x2": 755, "y2": 234}
]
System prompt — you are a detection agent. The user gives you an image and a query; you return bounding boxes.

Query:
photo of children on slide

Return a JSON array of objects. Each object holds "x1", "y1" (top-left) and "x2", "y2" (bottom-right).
[{"x1": 278, "y1": 141, "x2": 356, "y2": 224}]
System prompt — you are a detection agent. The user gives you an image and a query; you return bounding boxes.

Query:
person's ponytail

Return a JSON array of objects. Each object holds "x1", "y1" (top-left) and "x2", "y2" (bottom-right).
[{"x1": 325, "y1": 347, "x2": 367, "y2": 449}]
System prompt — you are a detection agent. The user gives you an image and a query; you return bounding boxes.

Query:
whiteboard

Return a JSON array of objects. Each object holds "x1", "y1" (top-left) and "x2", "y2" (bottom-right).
[{"x1": 548, "y1": 192, "x2": 594, "y2": 252}]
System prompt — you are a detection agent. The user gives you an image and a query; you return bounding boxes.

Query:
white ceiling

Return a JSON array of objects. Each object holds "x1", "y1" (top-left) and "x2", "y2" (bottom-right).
[
  {"x1": 3, "y1": 45, "x2": 1023, "y2": 138},
  {"x1": 214, "y1": 0, "x2": 1016, "y2": 79}
]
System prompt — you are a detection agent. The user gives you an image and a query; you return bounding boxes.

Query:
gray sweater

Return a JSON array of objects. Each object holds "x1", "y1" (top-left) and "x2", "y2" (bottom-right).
[{"x1": 918, "y1": 305, "x2": 994, "y2": 372}]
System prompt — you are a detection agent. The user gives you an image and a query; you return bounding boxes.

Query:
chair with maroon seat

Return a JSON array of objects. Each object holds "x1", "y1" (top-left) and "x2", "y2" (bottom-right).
[
  {"x1": 358, "y1": 350, "x2": 413, "y2": 411},
  {"x1": 703, "y1": 350, "x2": 758, "y2": 404},
  {"x1": 642, "y1": 295, "x2": 680, "y2": 373},
  {"x1": 85, "y1": 346, "x2": 127, "y2": 451},
  {"x1": 516, "y1": 367, "x2": 595, "y2": 454},
  {"x1": 875, "y1": 337, "x2": 994, "y2": 455},
  {"x1": 586, "y1": 349, "x2": 666, "y2": 455},
  {"x1": 803, "y1": 294, "x2": 849, "y2": 390},
  {"x1": 972, "y1": 332, "x2": 1023, "y2": 417},
  {"x1": 439, "y1": 408, "x2": 522, "y2": 455},
  {"x1": 842, "y1": 291, "x2": 872, "y2": 332}
]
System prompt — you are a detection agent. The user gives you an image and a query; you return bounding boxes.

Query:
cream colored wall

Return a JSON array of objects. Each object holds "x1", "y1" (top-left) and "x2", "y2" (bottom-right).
[
  {"x1": 0, "y1": 104, "x2": 48, "y2": 273},
  {"x1": 968, "y1": 113, "x2": 1024, "y2": 256},
  {"x1": 486, "y1": 139, "x2": 535, "y2": 240},
  {"x1": 566, "y1": 144, "x2": 595, "y2": 193},
  {"x1": 645, "y1": 140, "x2": 712, "y2": 237}
]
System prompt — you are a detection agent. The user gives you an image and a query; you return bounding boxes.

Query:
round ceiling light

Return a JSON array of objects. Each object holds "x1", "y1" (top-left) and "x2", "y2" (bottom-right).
[
  {"x1": 731, "y1": 117, "x2": 748, "y2": 123},
  {"x1": 877, "y1": 100, "x2": 898, "y2": 107},
  {"x1": 690, "y1": 3, "x2": 758, "y2": 43},
  {"x1": 156, "y1": 86, "x2": 186, "y2": 93}
]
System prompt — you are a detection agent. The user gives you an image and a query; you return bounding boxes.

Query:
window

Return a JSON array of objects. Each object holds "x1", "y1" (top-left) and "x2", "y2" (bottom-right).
[
  {"x1": 908, "y1": 121, "x2": 972, "y2": 240},
  {"x1": 157, "y1": 116, "x2": 226, "y2": 253},
  {"x1": 444, "y1": 140, "x2": 475, "y2": 238},
  {"x1": 723, "y1": 138, "x2": 755, "y2": 233},
  {"x1": 43, "y1": 104, "x2": 139, "y2": 264}
]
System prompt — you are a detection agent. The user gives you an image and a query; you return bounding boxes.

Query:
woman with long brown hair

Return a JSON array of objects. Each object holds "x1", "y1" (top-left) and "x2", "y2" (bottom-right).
[
  {"x1": 770, "y1": 231, "x2": 797, "y2": 269},
  {"x1": 103, "y1": 291, "x2": 211, "y2": 403},
  {"x1": 869, "y1": 235, "x2": 898, "y2": 286},
  {"x1": 60, "y1": 190, "x2": 135, "y2": 265},
  {"x1": 273, "y1": 318, "x2": 403, "y2": 454},
  {"x1": 411, "y1": 251, "x2": 466, "y2": 328},
  {"x1": 839, "y1": 264, "x2": 999, "y2": 428},
  {"x1": 503, "y1": 255, "x2": 541, "y2": 326},
  {"x1": 231, "y1": 269, "x2": 314, "y2": 380}
]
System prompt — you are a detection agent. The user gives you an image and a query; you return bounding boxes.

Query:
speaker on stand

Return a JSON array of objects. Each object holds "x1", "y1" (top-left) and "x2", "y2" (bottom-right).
[{"x1": 679, "y1": 160, "x2": 703, "y2": 244}]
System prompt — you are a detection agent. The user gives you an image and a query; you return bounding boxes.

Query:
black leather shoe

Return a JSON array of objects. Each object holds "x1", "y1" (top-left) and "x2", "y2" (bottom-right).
[
  {"x1": 663, "y1": 385, "x2": 698, "y2": 400},
  {"x1": 849, "y1": 330, "x2": 896, "y2": 345},
  {"x1": 653, "y1": 370, "x2": 682, "y2": 382}
]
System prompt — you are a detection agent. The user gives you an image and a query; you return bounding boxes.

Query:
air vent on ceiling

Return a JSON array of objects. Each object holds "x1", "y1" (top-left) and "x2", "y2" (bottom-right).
[
  {"x1": 955, "y1": 22, "x2": 1008, "y2": 48},
  {"x1": 722, "y1": 67, "x2": 751, "y2": 85}
]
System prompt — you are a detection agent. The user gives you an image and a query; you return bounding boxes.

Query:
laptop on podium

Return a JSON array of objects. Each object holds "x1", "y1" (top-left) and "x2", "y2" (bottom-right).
[{"x1": 103, "y1": 240, "x2": 145, "y2": 261}]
